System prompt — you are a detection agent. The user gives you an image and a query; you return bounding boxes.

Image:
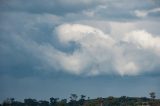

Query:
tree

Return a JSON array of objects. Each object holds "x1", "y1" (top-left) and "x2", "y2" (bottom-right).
[
  {"x1": 69, "y1": 94, "x2": 78, "y2": 106},
  {"x1": 150, "y1": 92, "x2": 156, "y2": 99},
  {"x1": 79, "y1": 95, "x2": 86, "y2": 106},
  {"x1": 50, "y1": 97, "x2": 59, "y2": 106},
  {"x1": 70, "y1": 94, "x2": 78, "y2": 101},
  {"x1": 24, "y1": 98, "x2": 38, "y2": 106},
  {"x1": 2, "y1": 98, "x2": 15, "y2": 106}
]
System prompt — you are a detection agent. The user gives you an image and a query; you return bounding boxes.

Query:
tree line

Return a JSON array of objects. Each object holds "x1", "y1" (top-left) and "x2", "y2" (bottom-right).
[{"x1": 1, "y1": 92, "x2": 160, "y2": 106}]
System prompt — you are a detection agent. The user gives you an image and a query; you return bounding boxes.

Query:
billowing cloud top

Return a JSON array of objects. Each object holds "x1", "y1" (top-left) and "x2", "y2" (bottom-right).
[
  {"x1": 0, "y1": 0, "x2": 160, "y2": 77},
  {"x1": 43, "y1": 24, "x2": 160, "y2": 76}
]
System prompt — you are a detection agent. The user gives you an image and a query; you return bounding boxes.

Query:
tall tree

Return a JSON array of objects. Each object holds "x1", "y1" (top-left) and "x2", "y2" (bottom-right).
[
  {"x1": 150, "y1": 92, "x2": 156, "y2": 99},
  {"x1": 69, "y1": 94, "x2": 78, "y2": 106},
  {"x1": 50, "y1": 97, "x2": 59, "y2": 106},
  {"x1": 70, "y1": 94, "x2": 78, "y2": 101},
  {"x1": 79, "y1": 95, "x2": 86, "y2": 106}
]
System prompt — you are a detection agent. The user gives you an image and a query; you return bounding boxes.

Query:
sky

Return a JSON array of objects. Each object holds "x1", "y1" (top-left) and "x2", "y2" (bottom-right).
[{"x1": 0, "y1": 0, "x2": 160, "y2": 102}]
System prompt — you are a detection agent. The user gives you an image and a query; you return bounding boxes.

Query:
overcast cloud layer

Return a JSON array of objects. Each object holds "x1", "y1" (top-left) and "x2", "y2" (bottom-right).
[{"x1": 1, "y1": 0, "x2": 160, "y2": 77}]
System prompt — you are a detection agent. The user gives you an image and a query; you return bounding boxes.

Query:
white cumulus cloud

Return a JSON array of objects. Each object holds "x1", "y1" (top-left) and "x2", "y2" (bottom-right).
[
  {"x1": 123, "y1": 30, "x2": 160, "y2": 55},
  {"x1": 8, "y1": 23, "x2": 160, "y2": 76},
  {"x1": 39, "y1": 24, "x2": 159, "y2": 76},
  {"x1": 53, "y1": 24, "x2": 116, "y2": 75}
]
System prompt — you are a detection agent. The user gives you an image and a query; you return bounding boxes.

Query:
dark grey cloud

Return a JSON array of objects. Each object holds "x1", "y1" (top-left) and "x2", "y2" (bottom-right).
[
  {"x1": 0, "y1": 12, "x2": 57, "y2": 77},
  {"x1": 0, "y1": 0, "x2": 102, "y2": 15},
  {"x1": 1, "y1": 0, "x2": 159, "y2": 20}
]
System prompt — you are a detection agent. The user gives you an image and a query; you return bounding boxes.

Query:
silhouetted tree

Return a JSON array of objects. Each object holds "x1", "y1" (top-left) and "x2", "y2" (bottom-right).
[
  {"x1": 50, "y1": 97, "x2": 59, "y2": 106},
  {"x1": 24, "y1": 98, "x2": 38, "y2": 106},
  {"x1": 150, "y1": 92, "x2": 156, "y2": 99},
  {"x1": 70, "y1": 94, "x2": 78, "y2": 101},
  {"x1": 69, "y1": 94, "x2": 78, "y2": 106},
  {"x1": 79, "y1": 95, "x2": 86, "y2": 106},
  {"x1": 2, "y1": 98, "x2": 15, "y2": 106}
]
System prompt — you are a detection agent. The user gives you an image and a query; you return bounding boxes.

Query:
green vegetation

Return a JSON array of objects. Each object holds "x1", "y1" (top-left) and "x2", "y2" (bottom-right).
[{"x1": 1, "y1": 93, "x2": 160, "y2": 106}]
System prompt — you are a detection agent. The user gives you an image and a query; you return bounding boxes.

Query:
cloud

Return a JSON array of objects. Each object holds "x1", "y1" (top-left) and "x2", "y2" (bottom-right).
[
  {"x1": 1, "y1": 17, "x2": 160, "y2": 76},
  {"x1": 1, "y1": 0, "x2": 155, "y2": 21},
  {"x1": 0, "y1": 0, "x2": 105, "y2": 15},
  {"x1": 1, "y1": 0, "x2": 160, "y2": 77},
  {"x1": 53, "y1": 24, "x2": 115, "y2": 75},
  {"x1": 32, "y1": 24, "x2": 159, "y2": 76},
  {"x1": 134, "y1": 8, "x2": 160, "y2": 18},
  {"x1": 123, "y1": 30, "x2": 160, "y2": 55}
]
